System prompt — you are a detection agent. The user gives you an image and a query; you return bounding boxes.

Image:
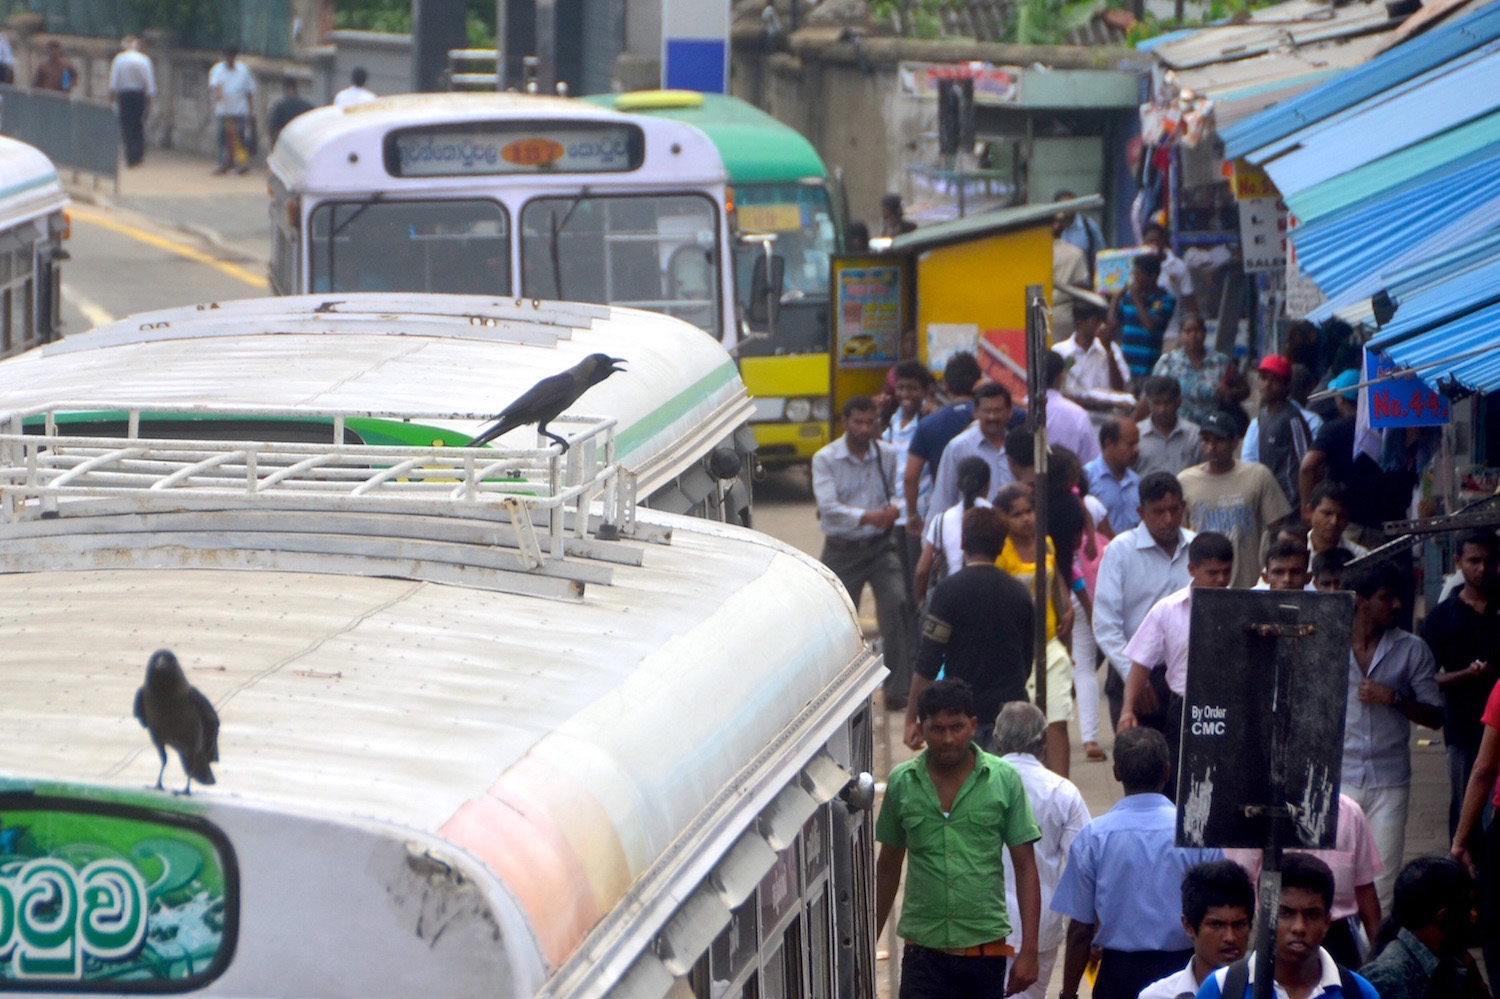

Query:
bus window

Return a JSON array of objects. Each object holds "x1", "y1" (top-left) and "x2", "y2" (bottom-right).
[
  {"x1": 309, "y1": 199, "x2": 510, "y2": 295},
  {"x1": 734, "y1": 182, "x2": 836, "y2": 358},
  {"x1": 520, "y1": 194, "x2": 720, "y2": 338}
]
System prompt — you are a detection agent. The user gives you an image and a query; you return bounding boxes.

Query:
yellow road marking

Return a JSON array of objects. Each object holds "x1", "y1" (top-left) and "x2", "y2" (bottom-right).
[
  {"x1": 60, "y1": 283, "x2": 115, "y2": 327},
  {"x1": 69, "y1": 204, "x2": 268, "y2": 290}
]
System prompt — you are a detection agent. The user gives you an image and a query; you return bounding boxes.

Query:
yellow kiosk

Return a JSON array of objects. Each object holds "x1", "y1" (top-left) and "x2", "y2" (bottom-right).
[{"x1": 830, "y1": 195, "x2": 1102, "y2": 418}]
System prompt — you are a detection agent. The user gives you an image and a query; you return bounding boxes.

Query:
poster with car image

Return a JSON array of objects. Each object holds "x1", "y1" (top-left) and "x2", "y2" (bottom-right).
[{"x1": 835, "y1": 266, "x2": 901, "y2": 367}]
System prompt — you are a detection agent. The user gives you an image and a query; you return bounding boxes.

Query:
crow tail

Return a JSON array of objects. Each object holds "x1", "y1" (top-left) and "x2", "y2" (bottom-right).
[
  {"x1": 465, "y1": 414, "x2": 523, "y2": 448},
  {"x1": 186, "y1": 754, "x2": 216, "y2": 785}
]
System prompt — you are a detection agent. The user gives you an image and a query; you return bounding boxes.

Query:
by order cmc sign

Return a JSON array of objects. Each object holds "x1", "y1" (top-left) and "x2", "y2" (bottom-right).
[
  {"x1": 1364, "y1": 350, "x2": 1450, "y2": 429},
  {"x1": 0, "y1": 789, "x2": 238, "y2": 989}
]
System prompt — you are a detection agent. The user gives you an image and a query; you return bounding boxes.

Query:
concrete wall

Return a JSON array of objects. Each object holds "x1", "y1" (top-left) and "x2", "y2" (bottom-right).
[{"x1": 730, "y1": 27, "x2": 1149, "y2": 232}]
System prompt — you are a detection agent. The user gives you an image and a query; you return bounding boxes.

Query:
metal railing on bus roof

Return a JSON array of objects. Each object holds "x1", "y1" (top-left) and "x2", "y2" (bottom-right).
[{"x1": 0, "y1": 401, "x2": 638, "y2": 571}]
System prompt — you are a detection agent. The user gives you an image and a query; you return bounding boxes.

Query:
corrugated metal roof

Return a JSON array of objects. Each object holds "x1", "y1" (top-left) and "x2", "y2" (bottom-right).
[
  {"x1": 1283, "y1": 117, "x2": 1500, "y2": 223},
  {"x1": 1221, "y1": 0, "x2": 1500, "y2": 157},
  {"x1": 1148, "y1": 0, "x2": 1400, "y2": 70},
  {"x1": 1287, "y1": 153, "x2": 1500, "y2": 303},
  {"x1": 1367, "y1": 248, "x2": 1500, "y2": 350},
  {"x1": 885, "y1": 194, "x2": 1102, "y2": 254},
  {"x1": 1256, "y1": 48, "x2": 1500, "y2": 193},
  {"x1": 1374, "y1": 300, "x2": 1500, "y2": 394}
]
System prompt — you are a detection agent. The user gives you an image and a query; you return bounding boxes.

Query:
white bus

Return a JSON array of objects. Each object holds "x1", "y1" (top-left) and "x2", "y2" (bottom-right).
[
  {"x1": 0, "y1": 134, "x2": 68, "y2": 357},
  {"x1": 267, "y1": 94, "x2": 738, "y2": 349},
  {"x1": 0, "y1": 392, "x2": 883, "y2": 997},
  {"x1": 0, "y1": 293, "x2": 756, "y2": 523}
]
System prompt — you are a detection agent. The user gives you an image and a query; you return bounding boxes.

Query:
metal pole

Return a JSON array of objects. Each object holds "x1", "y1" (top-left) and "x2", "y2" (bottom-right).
[
  {"x1": 494, "y1": 0, "x2": 508, "y2": 88},
  {"x1": 1025, "y1": 284, "x2": 1049, "y2": 715},
  {"x1": 534, "y1": 0, "x2": 557, "y2": 91}
]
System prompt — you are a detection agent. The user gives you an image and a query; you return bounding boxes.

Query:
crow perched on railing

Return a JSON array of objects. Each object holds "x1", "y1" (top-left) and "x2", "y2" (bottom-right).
[
  {"x1": 465, "y1": 353, "x2": 627, "y2": 453},
  {"x1": 133, "y1": 649, "x2": 219, "y2": 795}
]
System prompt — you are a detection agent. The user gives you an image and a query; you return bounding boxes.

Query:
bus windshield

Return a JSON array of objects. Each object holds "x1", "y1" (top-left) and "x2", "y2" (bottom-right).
[
  {"x1": 733, "y1": 182, "x2": 836, "y2": 357},
  {"x1": 309, "y1": 199, "x2": 511, "y2": 294},
  {"x1": 520, "y1": 193, "x2": 721, "y2": 337}
]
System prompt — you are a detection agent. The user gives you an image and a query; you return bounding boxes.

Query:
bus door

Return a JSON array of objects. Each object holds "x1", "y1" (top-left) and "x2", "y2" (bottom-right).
[{"x1": 734, "y1": 180, "x2": 841, "y2": 466}]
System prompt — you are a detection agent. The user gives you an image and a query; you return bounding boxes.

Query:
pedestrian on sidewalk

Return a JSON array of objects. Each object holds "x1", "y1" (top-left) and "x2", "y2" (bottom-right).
[
  {"x1": 1136, "y1": 860, "x2": 1252, "y2": 999},
  {"x1": 0, "y1": 29, "x2": 13, "y2": 84},
  {"x1": 334, "y1": 67, "x2": 377, "y2": 108},
  {"x1": 210, "y1": 47, "x2": 256, "y2": 175},
  {"x1": 267, "y1": 78, "x2": 313, "y2": 149},
  {"x1": 32, "y1": 40, "x2": 78, "y2": 92},
  {"x1": 109, "y1": 36, "x2": 155, "y2": 168}
]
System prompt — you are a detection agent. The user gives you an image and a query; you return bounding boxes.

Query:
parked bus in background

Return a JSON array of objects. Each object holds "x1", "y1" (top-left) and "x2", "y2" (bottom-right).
[
  {"x1": 0, "y1": 294, "x2": 756, "y2": 523},
  {"x1": 0, "y1": 134, "x2": 68, "y2": 357},
  {"x1": 589, "y1": 91, "x2": 842, "y2": 466},
  {"x1": 0, "y1": 377, "x2": 882, "y2": 996},
  {"x1": 266, "y1": 94, "x2": 738, "y2": 351}
]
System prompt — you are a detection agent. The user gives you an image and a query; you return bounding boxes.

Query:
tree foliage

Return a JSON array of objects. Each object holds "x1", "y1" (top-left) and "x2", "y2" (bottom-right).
[{"x1": 334, "y1": 0, "x2": 497, "y2": 46}]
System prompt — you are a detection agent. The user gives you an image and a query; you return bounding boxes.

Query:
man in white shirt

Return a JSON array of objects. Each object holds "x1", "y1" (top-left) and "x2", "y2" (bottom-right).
[
  {"x1": 109, "y1": 36, "x2": 156, "y2": 167},
  {"x1": 994, "y1": 702, "x2": 1090, "y2": 999},
  {"x1": 1138, "y1": 860, "x2": 1252, "y2": 999},
  {"x1": 1053, "y1": 301, "x2": 1133, "y2": 416},
  {"x1": 1043, "y1": 349, "x2": 1100, "y2": 465},
  {"x1": 209, "y1": 47, "x2": 256, "y2": 174},
  {"x1": 1092, "y1": 471, "x2": 1195, "y2": 731},
  {"x1": 334, "y1": 67, "x2": 377, "y2": 108},
  {"x1": 1143, "y1": 223, "x2": 1197, "y2": 350},
  {"x1": 928, "y1": 384, "x2": 1015, "y2": 514}
]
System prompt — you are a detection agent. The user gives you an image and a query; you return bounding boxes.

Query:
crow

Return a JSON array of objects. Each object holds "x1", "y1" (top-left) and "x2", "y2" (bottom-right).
[
  {"x1": 133, "y1": 649, "x2": 220, "y2": 795},
  {"x1": 465, "y1": 353, "x2": 627, "y2": 453}
]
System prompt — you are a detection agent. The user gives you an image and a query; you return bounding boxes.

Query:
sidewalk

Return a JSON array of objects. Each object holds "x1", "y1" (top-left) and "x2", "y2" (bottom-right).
[{"x1": 65, "y1": 148, "x2": 272, "y2": 266}]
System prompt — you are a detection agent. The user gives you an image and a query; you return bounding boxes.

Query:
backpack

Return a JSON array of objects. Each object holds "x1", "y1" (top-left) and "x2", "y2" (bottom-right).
[{"x1": 1219, "y1": 955, "x2": 1362, "y2": 997}]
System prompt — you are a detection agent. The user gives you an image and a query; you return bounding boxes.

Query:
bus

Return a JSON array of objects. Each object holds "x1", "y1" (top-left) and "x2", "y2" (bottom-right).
[
  {"x1": 0, "y1": 293, "x2": 757, "y2": 523},
  {"x1": 587, "y1": 92, "x2": 842, "y2": 466},
  {"x1": 0, "y1": 134, "x2": 68, "y2": 357},
  {"x1": 267, "y1": 94, "x2": 738, "y2": 352},
  {"x1": 0, "y1": 393, "x2": 884, "y2": 996}
]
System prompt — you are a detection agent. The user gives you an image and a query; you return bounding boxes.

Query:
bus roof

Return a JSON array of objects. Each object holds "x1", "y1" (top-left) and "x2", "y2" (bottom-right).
[
  {"x1": 584, "y1": 91, "x2": 828, "y2": 185},
  {"x1": 269, "y1": 92, "x2": 728, "y2": 192},
  {"x1": 0, "y1": 134, "x2": 67, "y2": 225},
  {"x1": 0, "y1": 503, "x2": 873, "y2": 991},
  {"x1": 0, "y1": 294, "x2": 750, "y2": 496}
]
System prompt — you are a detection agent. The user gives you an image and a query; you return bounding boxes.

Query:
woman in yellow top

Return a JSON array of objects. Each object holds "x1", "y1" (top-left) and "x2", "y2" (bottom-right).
[{"x1": 993, "y1": 483, "x2": 1076, "y2": 776}]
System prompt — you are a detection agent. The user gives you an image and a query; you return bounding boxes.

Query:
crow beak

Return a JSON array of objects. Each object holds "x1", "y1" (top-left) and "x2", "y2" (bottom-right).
[{"x1": 608, "y1": 357, "x2": 628, "y2": 373}]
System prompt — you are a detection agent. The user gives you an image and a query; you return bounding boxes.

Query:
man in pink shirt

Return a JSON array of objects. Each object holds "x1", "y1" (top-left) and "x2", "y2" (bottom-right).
[
  {"x1": 1226, "y1": 794, "x2": 1383, "y2": 968},
  {"x1": 1116, "y1": 531, "x2": 1234, "y2": 768},
  {"x1": 1043, "y1": 349, "x2": 1100, "y2": 465}
]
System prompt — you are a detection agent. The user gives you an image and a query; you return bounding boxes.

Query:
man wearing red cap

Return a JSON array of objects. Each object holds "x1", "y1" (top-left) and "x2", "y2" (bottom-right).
[{"x1": 1243, "y1": 354, "x2": 1313, "y2": 508}]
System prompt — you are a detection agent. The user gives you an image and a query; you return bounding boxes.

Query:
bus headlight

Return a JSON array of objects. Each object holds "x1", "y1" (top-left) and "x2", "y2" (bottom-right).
[
  {"x1": 785, "y1": 398, "x2": 812, "y2": 422},
  {"x1": 811, "y1": 397, "x2": 830, "y2": 422}
]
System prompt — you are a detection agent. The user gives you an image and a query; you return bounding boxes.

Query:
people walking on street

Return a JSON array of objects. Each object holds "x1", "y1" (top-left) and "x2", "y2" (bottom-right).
[
  {"x1": 1422, "y1": 529, "x2": 1500, "y2": 838},
  {"x1": 1054, "y1": 300, "x2": 1133, "y2": 415},
  {"x1": 1093, "y1": 470, "x2": 1195, "y2": 731},
  {"x1": 1136, "y1": 859, "x2": 1252, "y2": 999},
  {"x1": 1451, "y1": 653, "x2": 1500, "y2": 986},
  {"x1": 1152, "y1": 313, "x2": 1247, "y2": 430},
  {"x1": 1054, "y1": 190, "x2": 1105, "y2": 278},
  {"x1": 1179, "y1": 410, "x2": 1291, "y2": 589},
  {"x1": 1362, "y1": 856, "x2": 1489, "y2": 999},
  {"x1": 993, "y1": 702, "x2": 1090, "y2": 999},
  {"x1": 1085, "y1": 417, "x2": 1140, "y2": 535},
  {"x1": 1109, "y1": 253, "x2": 1174, "y2": 380},
  {"x1": 1305, "y1": 479, "x2": 1369, "y2": 561},
  {"x1": 884, "y1": 360, "x2": 936, "y2": 583},
  {"x1": 334, "y1": 66, "x2": 377, "y2": 108},
  {"x1": 880, "y1": 192, "x2": 917, "y2": 237},
  {"x1": 1344, "y1": 559, "x2": 1443, "y2": 913},
  {"x1": 928, "y1": 383, "x2": 1015, "y2": 515},
  {"x1": 812, "y1": 395, "x2": 914, "y2": 711},
  {"x1": 1043, "y1": 349, "x2": 1100, "y2": 465},
  {"x1": 0, "y1": 29, "x2": 14, "y2": 84},
  {"x1": 1196, "y1": 854, "x2": 1379, "y2": 999},
  {"x1": 1259, "y1": 536, "x2": 1311, "y2": 592},
  {"x1": 109, "y1": 36, "x2": 155, "y2": 168},
  {"x1": 1142, "y1": 222, "x2": 1197, "y2": 349},
  {"x1": 32, "y1": 40, "x2": 78, "y2": 92},
  {"x1": 1242, "y1": 353, "x2": 1317, "y2": 508},
  {"x1": 913, "y1": 456, "x2": 989, "y2": 606},
  {"x1": 209, "y1": 47, "x2": 256, "y2": 175},
  {"x1": 266, "y1": 77, "x2": 314, "y2": 149},
  {"x1": 902, "y1": 352, "x2": 980, "y2": 541},
  {"x1": 1052, "y1": 727, "x2": 1223, "y2": 999},
  {"x1": 906, "y1": 507, "x2": 1033, "y2": 752},
  {"x1": 1136, "y1": 374, "x2": 1202, "y2": 478},
  {"x1": 876, "y1": 679, "x2": 1042, "y2": 998}
]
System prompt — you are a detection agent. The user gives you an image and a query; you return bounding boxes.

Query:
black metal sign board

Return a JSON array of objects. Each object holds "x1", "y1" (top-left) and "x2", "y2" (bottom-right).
[{"x1": 1176, "y1": 588, "x2": 1355, "y2": 850}]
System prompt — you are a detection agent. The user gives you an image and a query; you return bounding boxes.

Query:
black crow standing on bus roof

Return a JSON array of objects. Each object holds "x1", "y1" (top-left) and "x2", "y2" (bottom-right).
[
  {"x1": 465, "y1": 352, "x2": 627, "y2": 453},
  {"x1": 133, "y1": 649, "x2": 219, "y2": 795}
]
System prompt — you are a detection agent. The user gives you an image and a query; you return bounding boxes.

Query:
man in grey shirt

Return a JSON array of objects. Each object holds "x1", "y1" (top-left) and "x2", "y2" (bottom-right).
[
  {"x1": 813, "y1": 395, "x2": 913, "y2": 708},
  {"x1": 1342, "y1": 560, "x2": 1442, "y2": 913}
]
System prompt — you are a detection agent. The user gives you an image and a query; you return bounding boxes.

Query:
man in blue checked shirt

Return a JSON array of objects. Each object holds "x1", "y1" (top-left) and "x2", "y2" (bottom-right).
[{"x1": 1051, "y1": 727, "x2": 1222, "y2": 999}]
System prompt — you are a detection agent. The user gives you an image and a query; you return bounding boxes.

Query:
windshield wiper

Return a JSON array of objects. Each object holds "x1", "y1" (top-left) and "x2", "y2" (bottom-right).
[
  {"x1": 547, "y1": 188, "x2": 589, "y2": 299},
  {"x1": 324, "y1": 194, "x2": 383, "y2": 292}
]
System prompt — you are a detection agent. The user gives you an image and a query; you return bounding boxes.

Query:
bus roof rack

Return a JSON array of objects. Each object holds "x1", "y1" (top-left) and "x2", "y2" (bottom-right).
[{"x1": 0, "y1": 401, "x2": 649, "y2": 598}]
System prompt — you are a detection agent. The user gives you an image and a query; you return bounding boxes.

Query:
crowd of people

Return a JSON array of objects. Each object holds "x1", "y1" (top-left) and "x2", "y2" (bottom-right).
[{"x1": 812, "y1": 213, "x2": 1498, "y2": 997}]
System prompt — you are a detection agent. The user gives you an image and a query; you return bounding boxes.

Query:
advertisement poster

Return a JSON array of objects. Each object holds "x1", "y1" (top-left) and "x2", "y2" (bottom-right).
[
  {"x1": 836, "y1": 266, "x2": 902, "y2": 367},
  {"x1": 1238, "y1": 197, "x2": 1288, "y2": 272},
  {"x1": 1364, "y1": 350, "x2": 1450, "y2": 428}
]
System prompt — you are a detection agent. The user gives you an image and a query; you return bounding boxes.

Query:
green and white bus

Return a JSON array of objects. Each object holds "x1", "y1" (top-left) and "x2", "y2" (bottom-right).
[{"x1": 588, "y1": 92, "x2": 843, "y2": 466}]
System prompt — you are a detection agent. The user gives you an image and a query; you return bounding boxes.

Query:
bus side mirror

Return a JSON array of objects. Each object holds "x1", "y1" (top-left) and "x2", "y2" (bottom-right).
[{"x1": 748, "y1": 253, "x2": 784, "y2": 327}]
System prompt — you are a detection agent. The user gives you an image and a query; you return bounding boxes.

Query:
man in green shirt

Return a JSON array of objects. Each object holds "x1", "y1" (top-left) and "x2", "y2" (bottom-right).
[{"x1": 876, "y1": 679, "x2": 1043, "y2": 997}]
